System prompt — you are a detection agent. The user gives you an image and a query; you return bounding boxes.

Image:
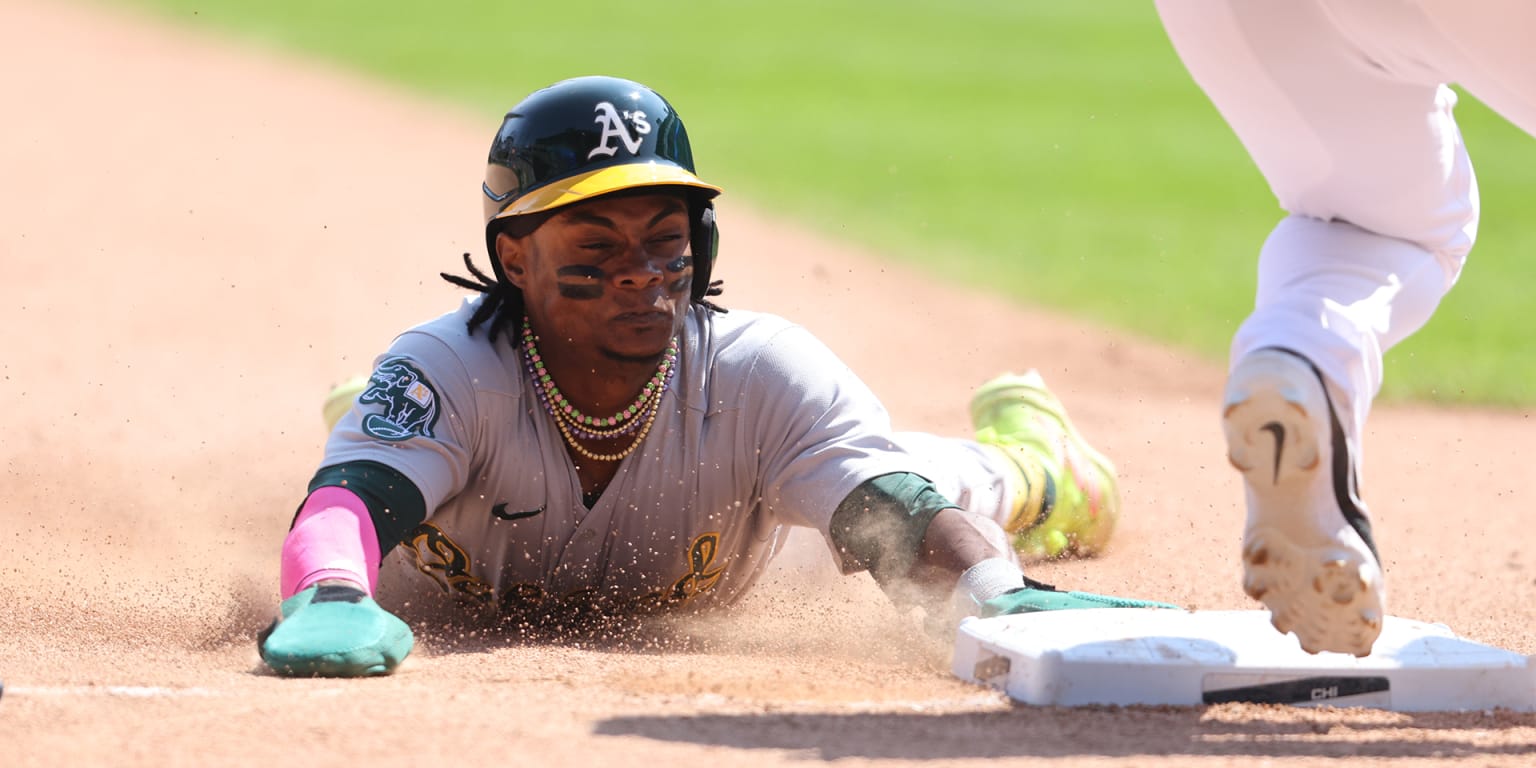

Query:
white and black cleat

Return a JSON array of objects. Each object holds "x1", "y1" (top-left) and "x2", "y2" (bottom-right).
[{"x1": 1223, "y1": 347, "x2": 1384, "y2": 657}]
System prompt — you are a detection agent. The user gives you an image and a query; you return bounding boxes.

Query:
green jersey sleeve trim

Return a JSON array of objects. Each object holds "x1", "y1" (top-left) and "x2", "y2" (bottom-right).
[
  {"x1": 306, "y1": 460, "x2": 428, "y2": 555},
  {"x1": 827, "y1": 471, "x2": 960, "y2": 581}
]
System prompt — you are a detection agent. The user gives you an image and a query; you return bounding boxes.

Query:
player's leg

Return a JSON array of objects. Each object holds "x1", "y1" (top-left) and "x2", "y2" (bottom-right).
[
  {"x1": 893, "y1": 370, "x2": 1120, "y2": 562},
  {"x1": 1414, "y1": 1, "x2": 1536, "y2": 137},
  {"x1": 1156, "y1": 0, "x2": 1478, "y2": 655}
]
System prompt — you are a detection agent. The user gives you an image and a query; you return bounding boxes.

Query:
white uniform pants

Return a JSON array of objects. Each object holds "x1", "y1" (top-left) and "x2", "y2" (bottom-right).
[{"x1": 1155, "y1": 0, "x2": 1536, "y2": 438}]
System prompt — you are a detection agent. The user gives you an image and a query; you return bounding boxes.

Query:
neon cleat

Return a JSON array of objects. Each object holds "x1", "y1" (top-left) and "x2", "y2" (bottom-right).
[{"x1": 970, "y1": 371, "x2": 1120, "y2": 561}]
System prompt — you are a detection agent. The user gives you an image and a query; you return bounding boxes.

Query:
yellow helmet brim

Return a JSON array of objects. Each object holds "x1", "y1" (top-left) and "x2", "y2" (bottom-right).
[{"x1": 488, "y1": 162, "x2": 722, "y2": 222}]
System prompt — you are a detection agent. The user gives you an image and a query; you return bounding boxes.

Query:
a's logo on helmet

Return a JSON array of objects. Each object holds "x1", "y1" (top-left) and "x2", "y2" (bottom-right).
[
  {"x1": 358, "y1": 357, "x2": 441, "y2": 442},
  {"x1": 587, "y1": 101, "x2": 651, "y2": 160}
]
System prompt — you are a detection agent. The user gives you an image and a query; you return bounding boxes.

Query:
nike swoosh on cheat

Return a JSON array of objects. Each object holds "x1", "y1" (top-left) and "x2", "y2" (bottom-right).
[{"x1": 1260, "y1": 421, "x2": 1285, "y2": 484}]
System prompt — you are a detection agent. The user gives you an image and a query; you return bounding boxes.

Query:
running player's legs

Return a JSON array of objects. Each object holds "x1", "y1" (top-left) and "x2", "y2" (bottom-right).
[
  {"x1": 1415, "y1": 1, "x2": 1536, "y2": 137},
  {"x1": 1155, "y1": 0, "x2": 1485, "y2": 655},
  {"x1": 1156, "y1": 0, "x2": 1476, "y2": 432}
]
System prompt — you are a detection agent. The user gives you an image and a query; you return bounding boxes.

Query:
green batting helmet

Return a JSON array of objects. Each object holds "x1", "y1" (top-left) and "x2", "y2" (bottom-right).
[{"x1": 482, "y1": 76, "x2": 723, "y2": 301}]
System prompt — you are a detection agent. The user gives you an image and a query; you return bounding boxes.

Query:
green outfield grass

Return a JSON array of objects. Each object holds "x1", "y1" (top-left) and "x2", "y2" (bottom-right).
[{"x1": 120, "y1": 0, "x2": 1536, "y2": 406}]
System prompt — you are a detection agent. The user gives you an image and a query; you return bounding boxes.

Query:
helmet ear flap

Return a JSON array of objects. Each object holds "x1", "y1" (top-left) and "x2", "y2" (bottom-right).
[
  {"x1": 484, "y1": 217, "x2": 511, "y2": 283},
  {"x1": 689, "y1": 200, "x2": 719, "y2": 302}
]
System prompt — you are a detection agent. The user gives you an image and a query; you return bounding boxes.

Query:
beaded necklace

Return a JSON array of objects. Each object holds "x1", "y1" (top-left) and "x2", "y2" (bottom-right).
[{"x1": 520, "y1": 316, "x2": 678, "y2": 462}]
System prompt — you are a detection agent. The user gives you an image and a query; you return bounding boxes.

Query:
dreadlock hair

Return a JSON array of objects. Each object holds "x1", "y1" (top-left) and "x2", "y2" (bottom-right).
[
  {"x1": 440, "y1": 200, "x2": 728, "y2": 342},
  {"x1": 696, "y1": 282, "x2": 728, "y2": 313},
  {"x1": 440, "y1": 251, "x2": 524, "y2": 343}
]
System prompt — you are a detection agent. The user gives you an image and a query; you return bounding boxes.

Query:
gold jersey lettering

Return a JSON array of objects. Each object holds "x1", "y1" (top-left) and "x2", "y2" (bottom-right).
[
  {"x1": 668, "y1": 531, "x2": 725, "y2": 603},
  {"x1": 404, "y1": 522, "x2": 494, "y2": 603}
]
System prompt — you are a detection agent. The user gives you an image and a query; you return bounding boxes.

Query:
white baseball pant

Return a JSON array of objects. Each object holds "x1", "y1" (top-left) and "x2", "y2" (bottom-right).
[{"x1": 1156, "y1": 0, "x2": 1536, "y2": 439}]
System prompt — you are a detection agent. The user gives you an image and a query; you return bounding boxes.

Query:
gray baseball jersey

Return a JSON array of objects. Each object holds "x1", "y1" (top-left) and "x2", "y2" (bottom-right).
[{"x1": 322, "y1": 300, "x2": 1016, "y2": 617}]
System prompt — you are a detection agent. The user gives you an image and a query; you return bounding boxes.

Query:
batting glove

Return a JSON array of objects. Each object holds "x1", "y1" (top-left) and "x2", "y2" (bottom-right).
[
  {"x1": 981, "y1": 576, "x2": 1181, "y2": 618},
  {"x1": 258, "y1": 583, "x2": 414, "y2": 677}
]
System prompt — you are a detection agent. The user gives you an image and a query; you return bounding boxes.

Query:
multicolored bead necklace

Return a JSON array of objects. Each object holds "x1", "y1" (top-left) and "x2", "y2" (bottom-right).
[{"x1": 520, "y1": 316, "x2": 678, "y2": 461}]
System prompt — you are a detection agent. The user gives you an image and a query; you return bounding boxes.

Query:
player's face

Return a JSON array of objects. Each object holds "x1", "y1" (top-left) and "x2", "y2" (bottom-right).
[{"x1": 499, "y1": 191, "x2": 693, "y2": 364}]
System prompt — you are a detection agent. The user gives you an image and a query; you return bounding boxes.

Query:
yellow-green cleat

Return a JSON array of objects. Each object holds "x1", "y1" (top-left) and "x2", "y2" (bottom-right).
[
  {"x1": 322, "y1": 374, "x2": 371, "y2": 432},
  {"x1": 970, "y1": 371, "x2": 1120, "y2": 561}
]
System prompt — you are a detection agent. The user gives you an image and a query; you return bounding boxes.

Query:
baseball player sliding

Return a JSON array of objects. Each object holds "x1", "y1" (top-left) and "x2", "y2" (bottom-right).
[
  {"x1": 259, "y1": 76, "x2": 1173, "y2": 677},
  {"x1": 1156, "y1": 1, "x2": 1536, "y2": 657}
]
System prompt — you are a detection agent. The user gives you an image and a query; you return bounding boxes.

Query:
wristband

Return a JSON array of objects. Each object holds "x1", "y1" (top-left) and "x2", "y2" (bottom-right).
[
  {"x1": 280, "y1": 486, "x2": 380, "y2": 599},
  {"x1": 954, "y1": 557, "x2": 1026, "y2": 612}
]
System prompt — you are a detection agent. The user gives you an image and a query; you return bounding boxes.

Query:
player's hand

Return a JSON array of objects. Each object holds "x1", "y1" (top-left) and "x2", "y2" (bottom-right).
[
  {"x1": 980, "y1": 576, "x2": 1181, "y2": 618},
  {"x1": 258, "y1": 581, "x2": 414, "y2": 677}
]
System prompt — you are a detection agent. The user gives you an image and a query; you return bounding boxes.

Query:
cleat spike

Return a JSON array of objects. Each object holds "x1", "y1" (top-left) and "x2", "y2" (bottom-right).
[{"x1": 1271, "y1": 615, "x2": 1292, "y2": 636}]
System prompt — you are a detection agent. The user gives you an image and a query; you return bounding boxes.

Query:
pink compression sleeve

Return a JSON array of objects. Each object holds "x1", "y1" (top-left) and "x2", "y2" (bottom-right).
[{"x1": 279, "y1": 485, "x2": 381, "y2": 598}]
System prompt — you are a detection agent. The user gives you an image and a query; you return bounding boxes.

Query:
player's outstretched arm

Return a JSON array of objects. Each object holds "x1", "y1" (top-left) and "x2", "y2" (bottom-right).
[
  {"x1": 259, "y1": 478, "x2": 425, "y2": 677},
  {"x1": 926, "y1": 518, "x2": 1181, "y2": 618},
  {"x1": 829, "y1": 473, "x2": 1178, "y2": 622},
  {"x1": 965, "y1": 566, "x2": 1182, "y2": 617},
  {"x1": 258, "y1": 578, "x2": 414, "y2": 677}
]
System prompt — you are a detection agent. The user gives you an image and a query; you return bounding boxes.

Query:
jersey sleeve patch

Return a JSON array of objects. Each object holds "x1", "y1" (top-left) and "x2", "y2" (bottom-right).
[{"x1": 358, "y1": 357, "x2": 442, "y2": 441}]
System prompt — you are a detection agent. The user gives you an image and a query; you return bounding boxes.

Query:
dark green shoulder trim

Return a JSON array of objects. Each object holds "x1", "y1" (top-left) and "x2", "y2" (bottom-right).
[
  {"x1": 305, "y1": 460, "x2": 428, "y2": 555},
  {"x1": 828, "y1": 472, "x2": 959, "y2": 582}
]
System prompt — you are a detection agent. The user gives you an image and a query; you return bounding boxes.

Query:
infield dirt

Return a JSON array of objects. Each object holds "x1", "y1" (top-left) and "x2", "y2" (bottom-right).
[{"x1": 3, "y1": 1, "x2": 1536, "y2": 765}]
